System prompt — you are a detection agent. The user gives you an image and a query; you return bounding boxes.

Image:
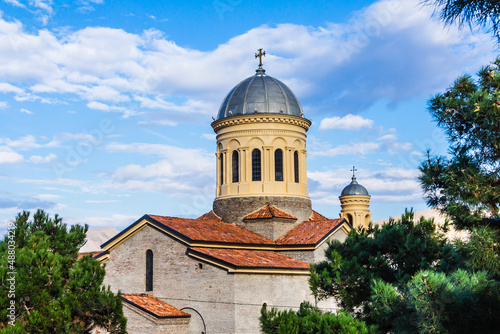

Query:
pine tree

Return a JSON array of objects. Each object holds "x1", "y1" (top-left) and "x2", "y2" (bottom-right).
[
  {"x1": 0, "y1": 210, "x2": 126, "y2": 333},
  {"x1": 423, "y1": 0, "x2": 500, "y2": 43},
  {"x1": 259, "y1": 302, "x2": 377, "y2": 334},
  {"x1": 419, "y1": 59, "x2": 500, "y2": 230},
  {"x1": 309, "y1": 210, "x2": 448, "y2": 321}
]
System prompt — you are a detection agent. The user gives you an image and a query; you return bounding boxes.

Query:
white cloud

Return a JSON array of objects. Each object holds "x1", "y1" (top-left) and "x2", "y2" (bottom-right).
[
  {"x1": 308, "y1": 166, "x2": 423, "y2": 204},
  {"x1": 29, "y1": 153, "x2": 56, "y2": 164},
  {"x1": 0, "y1": 82, "x2": 24, "y2": 94},
  {"x1": 103, "y1": 142, "x2": 215, "y2": 195},
  {"x1": 319, "y1": 114, "x2": 374, "y2": 130},
  {"x1": 66, "y1": 214, "x2": 136, "y2": 229},
  {"x1": 34, "y1": 193, "x2": 61, "y2": 201},
  {"x1": 0, "y1": 101, "x2": 7, "y2": 109},
  {"x1": 20, "y1": 108, "x2": 33, "y2": 114},
  {"x1": 0, "y1": 146, "x2": 23, "y2": 164},
  {"x1": 311, "y1": 131, "x2": 412, "y2": 157},
  {"x1": 3, "y1": 0, "x2": 26, "y2": 8},
  {"x1": 202, "y1": 134, "x2": 216, "y2": 140},
  {"x1": 0, "y1": 0, "x2": 494, "y2": 126},
  {"x1": 0, "y1": 135, "x2": 41, "y2": 150},
  {"x1": 313, "y1": 142, "x2": 380, "y2": 156}
]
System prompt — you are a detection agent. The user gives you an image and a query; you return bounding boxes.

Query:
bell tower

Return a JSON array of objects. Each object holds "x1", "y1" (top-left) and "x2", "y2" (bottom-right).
[
  {"x1": 211, "y1": 50, "x2": 312, "y2": 225},
  {"x1": 339, "y1": 167, "x2": 371, "y2": 228}
]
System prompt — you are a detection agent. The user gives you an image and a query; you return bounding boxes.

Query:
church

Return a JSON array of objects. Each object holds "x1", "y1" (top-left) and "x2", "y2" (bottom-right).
[{"x1": 94, "y1": 50, "x2": 372, "y2": 334}]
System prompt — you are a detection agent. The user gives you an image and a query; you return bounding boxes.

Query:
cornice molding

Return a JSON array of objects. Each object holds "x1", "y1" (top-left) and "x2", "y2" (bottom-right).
[{"x1": 212, "y1": 114, "x2": 311, "y2": 132}]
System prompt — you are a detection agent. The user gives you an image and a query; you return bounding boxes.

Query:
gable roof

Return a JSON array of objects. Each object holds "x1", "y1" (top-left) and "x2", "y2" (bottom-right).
[
  {"x1": 148, "y1": 214, "x2": 275, "y2": 245},
  {"x1": 121, "y1": 294, "x2": 190, "y2": 318},
  {"x1": 101, "y1": 212, "x2": 275, "y2": 251},
  {"x1": 309, "y1": 210, "x2": 328, "y2": 221},
  {"x1": 243, "y1": 204, "x2": 297, "y2": 220},
  {"x1": 187, "y1": 247, "x2": 310, "y2": 273},
  {"x1": 101, "y1": 210, "x2": 350, "y2": 253},
  {"x1": 276, "y1": 218, "x2": 349, "y2": 246}
]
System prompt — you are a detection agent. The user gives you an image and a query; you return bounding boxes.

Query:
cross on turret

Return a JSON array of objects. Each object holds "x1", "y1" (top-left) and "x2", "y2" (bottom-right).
[
  {"x1": 351, "y1": 166, "x2": 357, "y2": 178},
  {"x1": 255, "y1": 48, "x2": 266, "y2": 67}
]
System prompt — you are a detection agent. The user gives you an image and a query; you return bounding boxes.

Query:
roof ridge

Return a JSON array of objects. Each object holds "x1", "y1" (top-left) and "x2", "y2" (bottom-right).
[{"x1": 243, "y1": 204, "x2": 297, "y2": 220}]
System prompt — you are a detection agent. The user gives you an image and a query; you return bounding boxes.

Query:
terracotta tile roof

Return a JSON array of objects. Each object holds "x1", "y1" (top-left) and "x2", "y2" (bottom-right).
[
  {"x1": 276, "y1": 218, "x2": 347, "y2": 246},
  {"x1": 121, "y1": 294, "x2": 190, "y2": 318},
  {"x1": 309, "y1": 210, "x2": 328, "y2": 221},
  {"x1": 188, "y1": 247, "x2": 310, "y2": 270},
  {"x1": 197, "y1": 210, "x2": 222, "y2": 221},
  {"x1": 243, "y1": 204, "x2": 297, "y2": 220},
  {"x1": 147, "y1": 214, "x2": 275, "y2": 245}
]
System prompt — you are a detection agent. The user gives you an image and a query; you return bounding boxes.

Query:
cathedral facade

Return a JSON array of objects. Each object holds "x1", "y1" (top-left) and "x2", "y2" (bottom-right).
[{"x1": 95, "y1": 52, "x2": 371, "y2": 334}]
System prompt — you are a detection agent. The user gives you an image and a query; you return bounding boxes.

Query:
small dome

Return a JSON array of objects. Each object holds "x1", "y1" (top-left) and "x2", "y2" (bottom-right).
[
  {"x1": 216, "y1": 67, "x2": 303, "y2": 120},
  {"x1": 341, "y1": 176, "x2": 369, "y2": 196}
]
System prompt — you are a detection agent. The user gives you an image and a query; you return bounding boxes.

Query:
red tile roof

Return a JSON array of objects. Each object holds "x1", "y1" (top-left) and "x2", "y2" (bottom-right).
[
  {"x1": 309, "y1": 210, "x2": 328, "y2": 221},
  {"x1": 276, "y1": 218, "x2": 346, "y2": 246},
  {"x1": 197, "y1": 210, "x2": 222, "y2": 221},
  {"x1": 188, "y1": 247, "x2": 310, "y2": 270},
  {"x1": 147, "y1": 215, "x2": 275, "y2": 245},
  {"x1": 121, "y1": 294, "x2": 190, "y2": 318},
  {"x1": 243, "y1": 204, "x2": 297, "y2": 220}
]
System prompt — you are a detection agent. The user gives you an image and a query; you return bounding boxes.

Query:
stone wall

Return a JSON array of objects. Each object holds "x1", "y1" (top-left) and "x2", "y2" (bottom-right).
[
  {"x1": 122, "y1": 303, "x2": 190, "y2": 334},
  {"x1": 243, "y1": 217, "x2": 296, "y2": 240},
  {"x1": 213, "y1": 195, "x2": 312, "y2": 227},
  {"x1": 103, "y1": 225, "x2": 237, "y2": 334}
]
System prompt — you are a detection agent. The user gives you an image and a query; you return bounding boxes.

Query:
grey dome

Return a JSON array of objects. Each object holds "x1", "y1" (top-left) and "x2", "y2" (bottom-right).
[
  {"x1": 216, "y1": 68, "x2": 303, "y2": 120},
  {"x1": 341, "y1": 176, "x2": 369, "y2": 196}
]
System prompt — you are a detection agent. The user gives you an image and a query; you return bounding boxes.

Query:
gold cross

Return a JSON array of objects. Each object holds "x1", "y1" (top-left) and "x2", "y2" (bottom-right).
[{"x1": 255, "y1": 48, "x2": 266, "y2": 67}]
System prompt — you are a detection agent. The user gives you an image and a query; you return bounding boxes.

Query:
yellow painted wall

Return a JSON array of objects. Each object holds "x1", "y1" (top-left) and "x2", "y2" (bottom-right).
[{"x1": 212, "y1": 114, "x2": 311, "y2": 200}]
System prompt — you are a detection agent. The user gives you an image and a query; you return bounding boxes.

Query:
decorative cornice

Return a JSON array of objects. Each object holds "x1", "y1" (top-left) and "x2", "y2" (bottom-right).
[
  {"x1": 211, "y1": 114, "x2": 311, "y2": 132},
  {"x1": 216, "y1": 129, "x2": 306, "y2": 142}
]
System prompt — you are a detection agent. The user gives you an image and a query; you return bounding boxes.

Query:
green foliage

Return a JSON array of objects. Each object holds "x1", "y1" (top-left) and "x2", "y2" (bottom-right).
[
  {"x1": 423, "y1": 0, "x2": 500, "y2": 43},
  {"x1": 371, "y1": 269, "x2": 500, "y2": 333},
  {"x1": 310, "y1": 206, "x2": 500, "y2": 332},
  {"x1": 454, "y1": 227, "x2": 500, "y2": 277},
  {"x1": 0, "y1": 210, "x2": 126, "y2": 333},
  {"x1": 419, "y1": 59, "x2": 500, "y2": 230},
  {"x1": 259, "y1": 302, "x2": 377, "y2": 334},
  {"x1": 310, "y1": 209, "x2": 447, "y2": 319}
]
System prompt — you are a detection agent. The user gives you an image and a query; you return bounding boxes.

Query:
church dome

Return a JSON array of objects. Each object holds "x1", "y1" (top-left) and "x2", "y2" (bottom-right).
[
  {"x1": 341, "y1": 176, "x2": 369, "y2": 196},
  {"x1": 216, "y1": 67, "x2": 304, "y2": 120}
]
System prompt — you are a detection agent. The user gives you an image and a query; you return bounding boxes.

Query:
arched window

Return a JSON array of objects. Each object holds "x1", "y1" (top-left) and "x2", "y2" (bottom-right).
[
  {"x1": 146, "y1": 250, "x2": 153, "y2": 291},
  {"x1": 219, "y1": 154, "x2": 224, "y2": 185},
  {"x1": 294, "y1": 151, "x2": 299, "y2": 183},
  {"x1": 275, "y1": 149, "x2": 283, "y2": 181},
  {"x1": 252, "y1": 149, "x2": 261, "y2": 181},
  {"x1": 232, "y1": 150, "x2": 239, "y2": 183},
  {"x1": 346, "y1": 214, "x2": 353, "y2": 226}
]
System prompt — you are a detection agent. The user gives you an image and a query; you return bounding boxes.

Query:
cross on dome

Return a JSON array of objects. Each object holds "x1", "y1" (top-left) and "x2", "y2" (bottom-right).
[{"x1": 255, "y1": 48, "x2": 266, "y2": 67}]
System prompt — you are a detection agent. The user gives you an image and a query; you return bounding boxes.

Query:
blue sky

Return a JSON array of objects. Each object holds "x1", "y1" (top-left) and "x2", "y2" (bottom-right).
[{"x1": 0, "y1": 0, "x2": 497, "y2": 233}]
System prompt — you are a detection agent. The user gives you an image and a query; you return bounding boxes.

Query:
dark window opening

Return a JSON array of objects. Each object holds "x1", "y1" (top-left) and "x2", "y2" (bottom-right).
[
  {"x1": 146, "y1": 249, "x2": 153, "y2": 291},
  {"x1": 275, "y1": 149, "x2": 283, "y2": 181},
  {"x1": 220, "y1": 154, "x2": 224, "y2": 185},
  {"x1": 232, "y1": 151, "x2": 239, "y2": 183},
  {"x1": 294, "y1": 151, "x2": 299, "y2": 183},
  {"x1": 252, "y1": 149, "x2": 261, "y2": 181}
]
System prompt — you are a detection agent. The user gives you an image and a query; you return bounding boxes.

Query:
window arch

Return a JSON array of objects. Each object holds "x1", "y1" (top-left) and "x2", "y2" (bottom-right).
[
  {"x1": 252, "y1": 149, "x2": 261, "y2": 181},
  {"x1": 294, "y1": 151, "x2": 299, "y2": 183},
  {"x1": 219, "y1": 154, "x2": 224, "y2": 186},
  {"x1": 146, "y1": 249, "x2": 153, "y2": 291},
  {"x1": 275, "y1": 149, "x2": 283, "y2": 181},
  {"x1": 232, "y1": 150, "x2": 239, "y2": 183}
]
